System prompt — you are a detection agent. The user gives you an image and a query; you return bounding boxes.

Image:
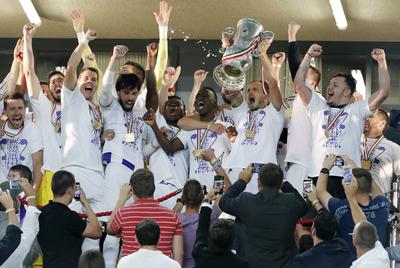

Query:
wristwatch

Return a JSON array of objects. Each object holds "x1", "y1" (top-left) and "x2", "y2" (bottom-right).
[{"x1": 320, "y1": 168, "x2": 330, "y2": 175}]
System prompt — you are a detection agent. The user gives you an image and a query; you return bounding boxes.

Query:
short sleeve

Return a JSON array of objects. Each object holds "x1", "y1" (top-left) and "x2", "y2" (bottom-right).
[
  {"x1": 61, "y1": 84, "x2": 82, "y2": 107},
  {"x1": 176, "y1": 130, "x2": 188, "y2": 149},
  {"x1": 392, "y1": 143, "x2": 400, "y2": 176},
  {"x1": 30, "y1": 123, "x2": 44, "y2": 153},
  {"x1": 354, "y1": 99, "x2": 372, "y2": 120},
  {"x1": 328, "y1": 198, "x2": 346, "y2": 214},
  {"x1": 110, "y1": 208, "x2": 123, "y2": 233},
  {"x1": 66, "y1": 211, "x2": 87, "y2": 236}
]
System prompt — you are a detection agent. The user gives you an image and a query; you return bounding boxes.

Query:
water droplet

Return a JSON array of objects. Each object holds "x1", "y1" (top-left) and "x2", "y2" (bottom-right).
[
  {"x1": 206, "y1": 42, "x2": 209, "y2": 44},
  {"x1": 196, "y1": 40, "x2": 202, "y2": 44},
  {"x1": 203, "y1": 48, "x2": 207, "y2": 51},
  {"x1": 202, "y1": 62, "x2": 205, "y2": 65},
  {"x1": 170, "y1": 29, "x2": 175, "y2": 34},
  {"x1": 206, "y1": 53, "x2": 211, "y2": 58},
  {"x1": 184, "y1": 35, "x2": 189, "y2": 40}
]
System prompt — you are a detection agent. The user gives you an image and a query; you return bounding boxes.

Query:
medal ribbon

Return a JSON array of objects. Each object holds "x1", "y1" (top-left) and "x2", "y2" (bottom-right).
[
  {"x1": 168, "y1": 125, "x2": 181, "y2": 141},
  {"x1": 88, "y1": 103, "x2": 102, "y2": 127},
  {"x1": 1, "y1": 120, "x2": 24, "y2": 138},
  {"x1": 325, "y1": 109, "x2": 345, "y2": 131},
  {"x1": 50, "y1": 103, "x2": 61, "y2": 127},
  {"x1": 362, "y1": 136, "x2": 384, "y2": 160},
  {"x1": 123, "y1": 111, "x2": 134, "y2": 134},
  {"x1": 247, "y1": 110, "x2": 260, "y2": 132},
  {"x1": 196, "y1": 119, "x2": 215, "y2": 150}
]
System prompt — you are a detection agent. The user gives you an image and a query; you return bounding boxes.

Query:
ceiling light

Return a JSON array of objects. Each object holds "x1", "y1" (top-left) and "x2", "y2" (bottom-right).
[
  {"x1": 18, "y1": 0, "x2": 42, "y2": 26},
  {"x1": 329, "y1": 0, "x2": 347, "y2": 30}
]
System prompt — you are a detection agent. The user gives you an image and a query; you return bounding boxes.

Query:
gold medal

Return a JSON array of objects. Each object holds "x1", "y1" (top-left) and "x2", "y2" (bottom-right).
[
  {"x1": 245, "y1": 130, "x2": 254, "y2": 139},
  {"x1": 93, "y1": 121, "x2": 102, "y2": 130},
  {"x1": 54, "y1": 122, "x2": 61, "y2": 133},
  {"x1": 324, "y1": 129, "x2": 330, "y2": 138},
  {"x1": 125, "y1": 133, "x2": 135, "y2": 143},
  {"x1": 361, "y1": 160, "x2": 371, "y2": 170},
  {"x1": 193, "y1": 149, "x2": 202, "y2": 157}
]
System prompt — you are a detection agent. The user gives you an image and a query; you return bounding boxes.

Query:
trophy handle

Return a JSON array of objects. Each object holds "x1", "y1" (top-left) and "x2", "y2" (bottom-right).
[{"x1": 260, "y1": 31, "x2": 275, "y2": 41}]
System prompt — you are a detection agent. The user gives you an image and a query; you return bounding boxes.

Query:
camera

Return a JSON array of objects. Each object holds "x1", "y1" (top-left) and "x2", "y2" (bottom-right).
[{"x1": 251, "y1": 163, "x2": 264, "y2": 173}]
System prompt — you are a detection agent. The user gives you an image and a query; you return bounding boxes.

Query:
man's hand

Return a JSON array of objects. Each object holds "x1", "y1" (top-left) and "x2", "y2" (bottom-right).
[
  {"x1": 153, "y1": 1, "x2": 173, "y2": 27},
  {"x1": 322, "y1": 154, "x2": 336, "y2": 170},
  {"x1": 70, "y1": 9, "x2": 85, "y2": 33},
  {"x1": 200, "y1": 149, "x2": 217, "y2": 163},
  {"x1": 79, "y1": 188, "x2": 89, "y2": 206},
  {"x1": 84, "y1": 29, "x2": 97, "y2": 42},
  {"x1": 164, "y1": 66, "x2": 181, "y2": 88},
  {"x1": 118, "y1": 183, "x2": 132, "y2": 203},
  {"x1": 371, "y1": 48, "x2": 386, "y2": 63},
  {"x1": 13, "y1": 39, "x2": 23, "y2": 62},
  {"x1": 272, "y1": 52, "x2": 286, "y2": 66},
  {"x1": 20, "y1": 178, "x2": 35, "y2": 197},
  {"x1": 143, "y1": 109, "x2": 157, "y2": 128},
  {"x1": 239, "y1": 165, "x2": 253, "y2": 184},
  {"x1": 225, "y1": 126, "x2": 237, "y2": 142},
  {"x1": 209, "y1": 122, "x2": 225, "y2": 134},
  {"x1": 343, "y1": 176, "x2": 358, "y2": 200},
  {"x1": 112, "y1": 45, "x2": 129, "y2": 59},
  {"x1": 194, "y1": 70, "x2": 208, "y2": 85},
  {"x1": 340, "y1": 155, "x2": 357, "y2": 169},
  {"x1": 0, "y1": 190, "x2": 14, "y2": 210},
  {"x1": 288, "y1": 21, "x2": 301, "y2": 41},
  {"x1": 257, "y1": 38, "x2": 274, "y2": 56},
  {"x1": 147, "y1": 43, "x2": 159, "y2": 58},
  {"x1": 304, "y1": 185, "x2": 317, "y2": 203},
  {"x1": 23, "y1": 23, "x2": 37, "y2": 40},
  {"x1": 206, "y1": 188, "x2": 217, "y2": 200},
  {"x1": 307, "y1": 44, "x2": 322, "y2": 58}
]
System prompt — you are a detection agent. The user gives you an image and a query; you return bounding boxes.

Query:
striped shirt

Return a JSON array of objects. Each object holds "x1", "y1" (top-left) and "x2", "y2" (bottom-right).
[{"x1": 111, "y1": 198, "x2": 183, "y2": 257}]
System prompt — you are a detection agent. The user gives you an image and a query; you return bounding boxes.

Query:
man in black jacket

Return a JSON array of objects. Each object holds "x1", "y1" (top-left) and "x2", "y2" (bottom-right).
[
  {"x1": 292, "y1": 209, "x2": 352, "y2": 268},
  {"x1": 219, "y1": 163, "x2": 308, "y2": 268},
  {"x1": 192, "y1": 197, "x2": 249, "y2": 268}
]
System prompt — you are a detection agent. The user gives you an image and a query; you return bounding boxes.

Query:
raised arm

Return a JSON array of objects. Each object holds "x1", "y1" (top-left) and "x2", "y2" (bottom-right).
[
  {"x1": 80, "y1": 189, "x2": 102, "y2": 239},
  {"x1": 159, "y1": 66, "x2": 181, "y2": 114},
  {"x1": 343, "y1": 177, "x2": 367, "y2": 224},
  {"x1": 259, "y1": 39, "x2": 283, "y2": 110},
  {"x1": 187, "y1": 70, "x2": 208, "y2": 116},
  {"x1": 200, "y1": 149, "x2": 231, "y2": 189},
  {"x1": 316, "y1": 154, "x2": 335, "y2": 210},
  {"x1": 6, "y1": 39, "x2": 24, "y2": 97},
  {"x1": 22, "y1": 23, "x2": 41, "y2": 100},
  {"x1": 99, "y1": 45, "x2": 128, "y2": 107},
  {"x1": 177, "y1": 116, "x2": 225, "y2": 134},
  {"x1": 368, "y1": 49, "x2": 390, "y2": 112},
  {"x1": 64, "y1": 30, "x2": 96, "y2": 90},
  {"x1": 288, "y1": 21, "x2": 302, "y2": 81},
  {"x1": 153, "y1": 1, "x2": 172, "y2": 91},
  {"x1": 294, "y1": 44, "x2": 322, "y2": 106},
  {"x1": 271, "y1": 52, "x2": 286, "y2": 88},
  {"x1": 145, "y1": 43, "x2": 159, "y2": 111}
]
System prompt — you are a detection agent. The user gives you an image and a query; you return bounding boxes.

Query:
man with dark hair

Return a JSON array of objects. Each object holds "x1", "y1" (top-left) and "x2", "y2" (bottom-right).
[
  {"x1": 0, "y1": 91, "x2": 43, "y2": 194},
  {"x1": 38, "y1": 170, "x2": 102, "y2": 268},
  {"x1": 350, "y1": 221, "x2": 390, "y2": 267},
  {"x1": 117, "y1": 220, "x2": 180, "y2": 268},
  {"x1": 362, "y1": 108, "x2": 400, "y2": 195},
  {"x1": 294, "y1": 44, "x2": 390, "y2": 198},
  {"x1": 316, "y1": 154, "x2": 389, "y2": 259},
  {"x1": 193, "y1": 199, "x2": 249, "y2": 268},
  {"x1": 23, "y1": 23, "x2": 66, "y2": 206},
  {"x1": 292, "y1": 209, "x2": 352, "y2": 268},
  {"x1": 219, "y1": 163, "x2": 307, "y2": 268},
  {"x1": 107, "y1": 168, "x2": 183, "y2": 265}
]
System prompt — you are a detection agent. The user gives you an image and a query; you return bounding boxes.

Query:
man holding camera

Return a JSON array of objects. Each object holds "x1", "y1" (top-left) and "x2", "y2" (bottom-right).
[{"x1": 294, "y1": 45, "x2": 390, "y2": 198}]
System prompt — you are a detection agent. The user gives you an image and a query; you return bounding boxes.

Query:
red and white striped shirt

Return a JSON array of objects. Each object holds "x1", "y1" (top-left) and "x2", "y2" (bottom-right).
[{"x1": 111, "y1": 198, "x2": 183, "y2": 257}]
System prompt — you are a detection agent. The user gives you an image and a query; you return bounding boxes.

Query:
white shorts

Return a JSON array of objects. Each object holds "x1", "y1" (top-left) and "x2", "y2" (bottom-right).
[
  {"x1": 63, "y1": 166, "x2": 104, "y2": 213},
  {"x1": 285, "y1": 163, "x2": 309, "y2": 195},
  {"x1": 102, "y1": 162, "x2": 135, "y2": 212}
]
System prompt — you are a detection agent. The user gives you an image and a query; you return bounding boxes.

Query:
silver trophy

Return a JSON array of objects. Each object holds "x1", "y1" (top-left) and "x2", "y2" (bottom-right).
[{"x1": 213, "y1": 18, "x2": 274, "y2": 91}]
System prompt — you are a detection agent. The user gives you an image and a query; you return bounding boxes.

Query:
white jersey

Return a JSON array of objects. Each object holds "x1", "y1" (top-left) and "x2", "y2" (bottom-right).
[
  {"x1": 306, "y1": 91, "x2": 372, "y2": 177},
  {"x1": 361, "y1": 136, "x2": 400, "y2": 193},
  {"x1": 224, "y1": 103, "x2": 285, "y2": 169},
  {"x1": 60, "y1": 85, "x2": 103, "y2": 172},
  {"x1": 0, "y1": 120, "x2": 43, "y2": 182},
  {"x1": 149, "y1": 115, "x2": 189, "y2": 204},
  {"x1": 102, "y1": 97, "x2": 149, "y2": 171},
  {"x1": 30, "y1": 91, "x2": 62, "y2": 172},
  {"x1": 177, "y1": 120, "x2": 230, "y2": 190},
  {"x1": 134, "y1": 87, "x2": 147, "y2": 109}
]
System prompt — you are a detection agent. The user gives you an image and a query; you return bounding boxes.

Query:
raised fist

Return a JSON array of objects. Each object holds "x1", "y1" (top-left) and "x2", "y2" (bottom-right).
[
  {"x1": 164, "y1": 66, "x2": 181, "y2": 88},
  {"x1": 371, "y1": 48, "x2": 386, "y2": 62},
  {"x1": 146, "y1": 43, "x2": 159, "y2": 58},
  {"x1": 194, "y1": 69, "x2": 208, "y2": 84},
  {"x1": 85, "y1": 29, "x2": 97, "y2": 42},
  {"x1": 257, "y1": 38, "x2": 274, "y2": 56},
  {"x1": 288, "y1": 21, "x2": 301, "y2": 38},
  {"x1": 13, "y1": 39, "x2": 23, "y2": 62},
  {"x1": 272, "y1": 52, "x2": 286, "y2": 66},
  {"x1": 307, "y1": 44, "x2": 322, "y2": 57},
  {"x1": 23, "y1": 23, "x2": 37, "y2": 39},
  {"x1": 112, "y1": 45, "x2": 129, "y2": 59}
]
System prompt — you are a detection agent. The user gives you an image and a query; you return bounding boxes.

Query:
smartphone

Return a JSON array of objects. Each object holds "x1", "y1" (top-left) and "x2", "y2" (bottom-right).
[
  {"x1": 9, "y1": 180, "x2": 20, "y2": 189},
  {"x1": 334, "y1": 156, "x2": 344, "y2": 167},
  {"x1": 214, "y1": 175, "x2": 224, "y2": 195},
  {"x1": 202, "y1": 185, "x2": 207, "y2": 195},
  {"x1": 343, "y1": 166, "x2": 352, "y2": 184},
  {"x1": 252, "y1": 163, "x2": 264, "y2": 173},
  {"x1": 303, "y1": 179, "x2": 312, "y2": 198},
  {"x1": 74, "y1": 182, "x2": 81, "y2": 200}
]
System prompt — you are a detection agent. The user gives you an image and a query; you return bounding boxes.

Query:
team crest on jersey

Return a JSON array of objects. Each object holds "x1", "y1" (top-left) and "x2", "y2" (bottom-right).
[
  {"x1": 0, "y1": 138, "x2": 28, "y2": 170},
  {"x1": 322, "y1": 110, "x2": 349, "y2": 149},
  {"x1": 190, "y1": 131, "x2": 217, "y2": 174},
  {"x1": 241, "y1": 110, "x2": 266, "y2": 146},
  {"x1": 122, "y1": 116, "x2": 144, "y2": 151}
]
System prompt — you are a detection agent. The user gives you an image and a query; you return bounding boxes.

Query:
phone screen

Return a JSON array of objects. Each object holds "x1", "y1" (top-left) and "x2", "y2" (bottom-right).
[
  {"x1": 343, "y1": 167, "x2": 352, "y2": 184},
  {"x1": 213, "y1": 175, "x2": 224, "y2": 194},
  {"x1": 252, "y1": 163, "x2": 264, "y2": 173},
  {"x1": 74, "y1": 183, "x2": 81, "y2": 200},
  {"x1": 9, "y1": 180, "x2": 20, "y2": 189},
  {"x1": 335, "y1": 156, "x2": 344, "y2": 167},
  {"x1": 303, "y1": 179, "x2": 312, "y2": 198}
]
